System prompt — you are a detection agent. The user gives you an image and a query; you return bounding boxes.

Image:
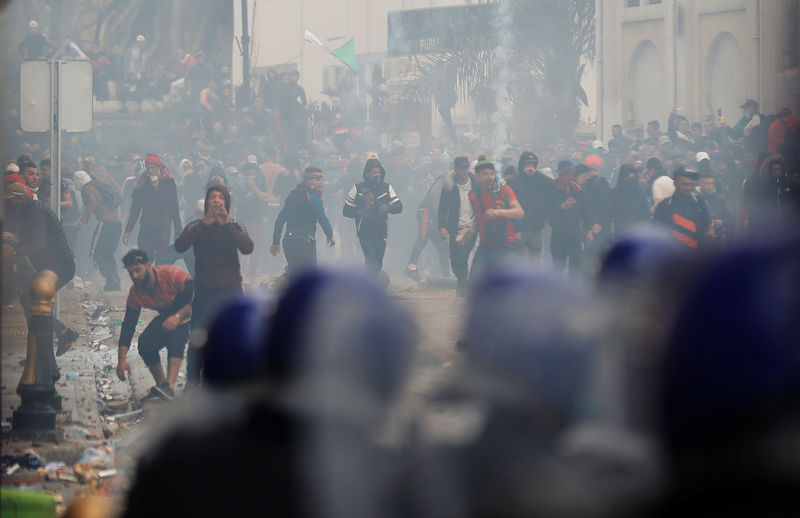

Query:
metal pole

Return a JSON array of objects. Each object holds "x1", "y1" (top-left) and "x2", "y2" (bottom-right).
[
  {"x1": 50, "y1": 60, "x2": 62, "y2": 320},
  {"x1": 241, "y1": 0, "x2": 251, "y2": 103}
]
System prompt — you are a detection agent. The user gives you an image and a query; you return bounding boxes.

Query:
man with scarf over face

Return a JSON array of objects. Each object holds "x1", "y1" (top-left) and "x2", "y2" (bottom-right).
[
  {"x1": 270, "y1": 166, "x2": 335, "y2": 275},
  {"x1": 467, "y1": 157, "x2": 524, "y2": 282},
  {"x1": 123, "y1": 154, "x2": 182, "y2": 265},
  {"x1": 343, "y1": 157, "x2": 403, "y2": 275},
  {"x1": 550, "y1": 160, "x2": 584, "y2": 275},
  {"x1": 175, "y1": 185, "x2": 254, "y2": 384}
]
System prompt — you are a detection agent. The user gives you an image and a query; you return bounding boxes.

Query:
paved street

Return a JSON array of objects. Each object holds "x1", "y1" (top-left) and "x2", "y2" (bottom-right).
[{"x1": 1, "y1": 272, "x2": 465, "y2": 506}]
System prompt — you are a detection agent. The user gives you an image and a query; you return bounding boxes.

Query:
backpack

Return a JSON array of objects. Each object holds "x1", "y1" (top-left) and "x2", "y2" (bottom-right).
[{"x1": 93, "y1": 179, "x2": 122, "y2": 209}]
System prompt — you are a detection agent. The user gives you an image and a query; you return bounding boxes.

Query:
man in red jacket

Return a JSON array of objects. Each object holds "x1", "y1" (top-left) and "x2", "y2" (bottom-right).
[{"x1": 175, "y1": 184, "x2": 254, "y2": 384}]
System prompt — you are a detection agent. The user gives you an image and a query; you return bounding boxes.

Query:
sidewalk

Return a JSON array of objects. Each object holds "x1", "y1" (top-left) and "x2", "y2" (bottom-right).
[{"x1": 1, "y1": 277, "x2": 186, "y2": 510}]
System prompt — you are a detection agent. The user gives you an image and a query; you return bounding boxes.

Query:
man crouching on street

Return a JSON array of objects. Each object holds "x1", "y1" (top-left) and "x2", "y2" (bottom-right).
[{"x1": 116, "y1": 249, "x2": 193, "y2": 400}]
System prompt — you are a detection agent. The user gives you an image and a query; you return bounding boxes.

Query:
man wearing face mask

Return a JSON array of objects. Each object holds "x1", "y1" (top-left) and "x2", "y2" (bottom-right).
[
  {"x1": 123, "y1": 154, "x2": 182, "y2": 264},
  {"x1": 343, "y1": 156, "x2": 403, "y2": 275},
  {"x1": 270, "y1": 166, "x2": 335, "y2": 275}
]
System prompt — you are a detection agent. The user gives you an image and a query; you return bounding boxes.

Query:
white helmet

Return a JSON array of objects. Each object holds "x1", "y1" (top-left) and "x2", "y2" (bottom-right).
[{"x1": 73, "y1": 170, "x2": 92, "y2": 190}]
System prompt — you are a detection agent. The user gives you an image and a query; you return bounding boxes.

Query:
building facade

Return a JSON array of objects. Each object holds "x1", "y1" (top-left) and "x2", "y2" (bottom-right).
[{"x1": 596, "y1": 0, "x2": 800, "y2": 141}]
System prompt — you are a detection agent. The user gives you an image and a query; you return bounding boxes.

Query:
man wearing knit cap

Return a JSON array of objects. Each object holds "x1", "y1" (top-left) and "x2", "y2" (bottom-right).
[
  {"x1": 507, "y1": 151, "x2": 556, "y2": 261},
  {"x1": 123, "y1": 154, "x2": 181, "y2": 265},
  {"x1": 175, "y1": 184, "x2": 254, "y2": 384},
  {"x1": 343, "y1": 156, "x2": 403, "y2": 276},
  {"x1": 467, "y1": 157, "x2": 524, "y2": 281}
]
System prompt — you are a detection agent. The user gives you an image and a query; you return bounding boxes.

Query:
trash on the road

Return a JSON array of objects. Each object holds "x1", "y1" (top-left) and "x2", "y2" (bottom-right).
[
  {"x1": 91, "y1": 326, "x2": 113, "y2": 336},
  {"x1": 2, "y1": 450, "x2": 44, "y2": 470},
  {"x1": 44, "y1": 462, "x2": 67, "y2": 472},
  {"x1": 73, "y1": 462, "x2": 96, "y2": 483},
  {"x1": 97, "y1": 469, "x2": 117, "y2": 478},
  {"x1": 88, "y1": 317, "x2": 110, "y2": 326},
  {"x1": 5, "y1": 463, "x2": 20, "y2": 475},
  {"x1": 78, "y1": 447, "x2": 114, "y2": 469},
  {"x1": 64, "y1": 425, "x2": 91, "y2": 441},
  {"x1": 104, "y1": 408, "x2": 144, "y2": 423},
  {"x1": 56, "y1": 470, "x2": 78, "y2": 483}
]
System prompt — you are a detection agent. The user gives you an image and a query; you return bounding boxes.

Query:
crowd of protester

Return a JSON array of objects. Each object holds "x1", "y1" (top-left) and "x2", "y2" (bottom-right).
[{"x1": 5, "y1": 23, "x2": 800, "y2": 513}]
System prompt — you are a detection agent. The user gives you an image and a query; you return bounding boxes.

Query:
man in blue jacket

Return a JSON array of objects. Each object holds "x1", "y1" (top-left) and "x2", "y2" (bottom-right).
[{"x1": 270, "y1": 166, "x2": 335, "y2": 275}]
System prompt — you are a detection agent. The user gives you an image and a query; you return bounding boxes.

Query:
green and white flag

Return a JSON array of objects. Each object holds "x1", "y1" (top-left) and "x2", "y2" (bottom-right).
[{"x1": 332, "y1": 37, "x2": 357, "y2": 72}]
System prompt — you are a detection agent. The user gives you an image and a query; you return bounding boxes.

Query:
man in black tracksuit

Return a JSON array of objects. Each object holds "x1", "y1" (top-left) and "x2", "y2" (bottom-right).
[
  {"x1": 270, "y1": 166, "x2": 335, "y2": 275},
  {"x1": 507, "y1": 151, "x2": 556, "y2": 261},
  {"x1": 343, "y1": 158, "x2": 403, "y2": 275},
  {"x1": 438, "y1": 156, "x2": 476, "y2": 294}
]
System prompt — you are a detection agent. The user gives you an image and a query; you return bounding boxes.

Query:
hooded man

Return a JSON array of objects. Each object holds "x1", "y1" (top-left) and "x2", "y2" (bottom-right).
[
  {"x1": 174, "y1": 184, "x2": 254, "y2": 384},
  {"x1": 270, "y1": 166, "x2": 335, "y2": 275},
  {"x1": 507, "y1": 151, "x2": 556, "y2": 261},
  {"x1": 343, "y1": 157, "x2": 403, "y2": 275}
]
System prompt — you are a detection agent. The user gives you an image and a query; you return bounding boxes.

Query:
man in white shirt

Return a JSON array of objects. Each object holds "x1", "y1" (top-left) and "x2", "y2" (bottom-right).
[{"x1": 438, "y1": 156, "x2": 477, "y2": 296}]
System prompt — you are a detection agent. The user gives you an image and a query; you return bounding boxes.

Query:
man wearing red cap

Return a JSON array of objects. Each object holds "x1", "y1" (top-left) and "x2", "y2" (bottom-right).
[{"x1": 122, "y1": 154, "x2": 181, "y2": 264}]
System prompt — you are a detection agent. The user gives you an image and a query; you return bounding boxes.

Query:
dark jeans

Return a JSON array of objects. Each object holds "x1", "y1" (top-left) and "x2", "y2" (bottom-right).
[
  {"x1": 161, "y1": 244, "x2": 196, "y2": 277},
  {"x1": 358, "y1": 234, "x2": 387, "y2": 275},
  {"x1": 138, "y1": 225, "x2": 172, "y2": 265},
  {"x1": 409, "y1": 208, "x2": 450, "y2": 276},
  {"x1": 187, "y1": 285, "x2": 244, "y2": 384},
  {"x1": 449, "y1": 233, "x2": 476, "y2": 292},
  {"x1": 137, "y1": 315, "x2": 189, "y2": 366},
  {"x1": 469, "y1": 245, "x2": 512, "y2": 283},
  {"x1": 550, "y1": 232, "x2": 583, "y2": 275},
  {"x1": 283, "y1": 234, "x2": 316, "y2": 276},
  {"x1": 91, "y1": 220, "x2": 121, "y2": 284}
]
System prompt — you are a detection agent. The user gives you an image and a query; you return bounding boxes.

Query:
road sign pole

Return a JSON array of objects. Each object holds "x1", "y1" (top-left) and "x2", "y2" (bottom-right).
[{"x1": 50, "y1": 60, "x2": 62, "y2": 320}]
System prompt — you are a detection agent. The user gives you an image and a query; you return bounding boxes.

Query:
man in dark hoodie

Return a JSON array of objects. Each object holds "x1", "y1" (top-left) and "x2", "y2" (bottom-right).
[
  {"x1": 343, "y1": 157, "x2": 403, "y2": 275},
  {"x1": 507, "y1": 151, "x2": 555, "y2": 262},
  {"x1": 175, "y1": 184, "x2": 254, "y2": 384},
  {"x1": 270, "y1": 166, "x2": 335, "y2": 275},
  {"x1": 577, "y1": 163, "x2": 613, "y2": 263}
]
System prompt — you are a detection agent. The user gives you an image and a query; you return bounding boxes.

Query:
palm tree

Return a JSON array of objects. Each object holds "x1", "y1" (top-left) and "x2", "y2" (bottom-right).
[{"x1": 401, "y1": 0, "x2": 594, "y2": 146}]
